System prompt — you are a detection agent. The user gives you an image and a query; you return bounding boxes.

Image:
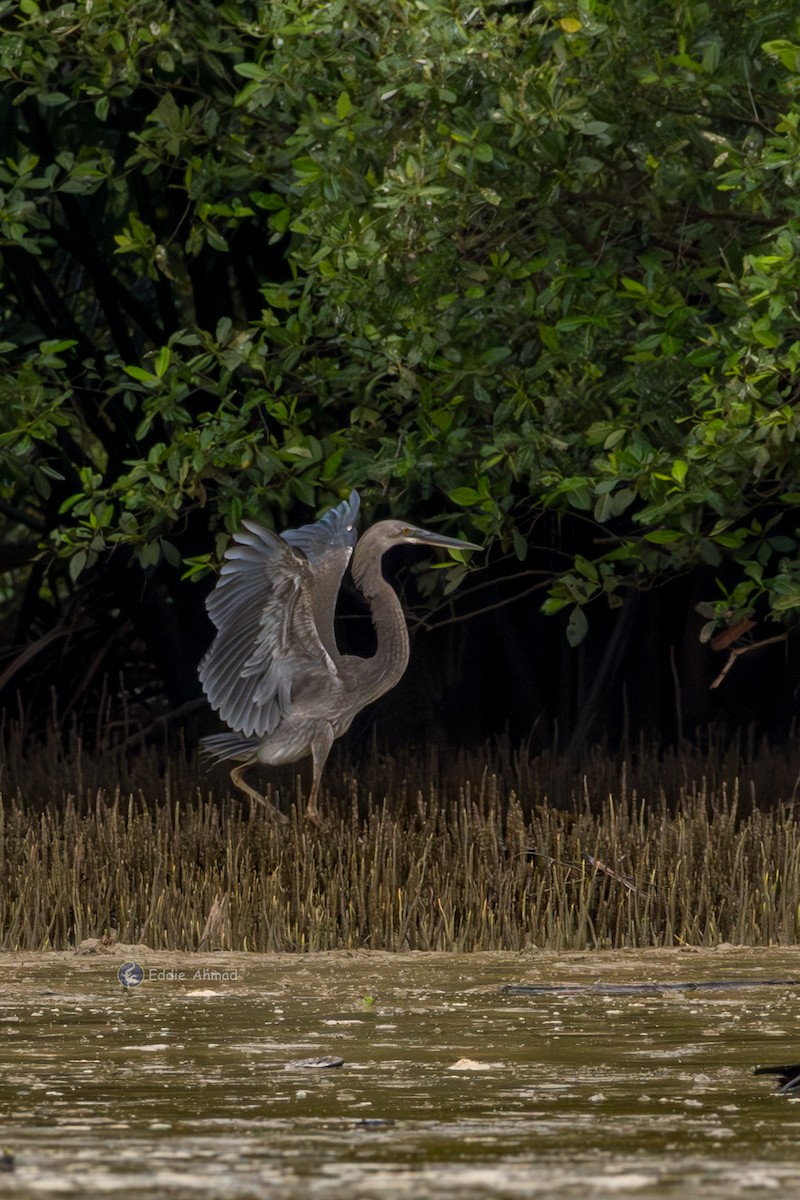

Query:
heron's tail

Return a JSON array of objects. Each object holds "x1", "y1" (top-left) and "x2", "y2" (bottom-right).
[{"x1": 199, "y1": 732, "x2": 261, "y2": 765}]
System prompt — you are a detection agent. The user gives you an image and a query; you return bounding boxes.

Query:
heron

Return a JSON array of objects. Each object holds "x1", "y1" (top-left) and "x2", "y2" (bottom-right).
[{"x1": 198, "y1": 490, "x2": 481, "y2": 822}]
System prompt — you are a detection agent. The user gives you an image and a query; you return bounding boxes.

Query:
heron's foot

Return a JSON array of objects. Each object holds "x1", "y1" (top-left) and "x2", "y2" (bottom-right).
[
  {"x1": 303, "y1": 802, "x2": 323, "y2": 826},
  {"x1": 300, "y1": 775, "x2": 324, "y2": 825},
  {"x1": 253, "y1": 794, "x2": 289, "y2": 824}
]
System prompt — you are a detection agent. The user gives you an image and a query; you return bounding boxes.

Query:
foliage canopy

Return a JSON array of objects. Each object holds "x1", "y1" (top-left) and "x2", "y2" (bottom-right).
[{"x1": 1, "y1": 0, "x2": 799, "y2": 693}]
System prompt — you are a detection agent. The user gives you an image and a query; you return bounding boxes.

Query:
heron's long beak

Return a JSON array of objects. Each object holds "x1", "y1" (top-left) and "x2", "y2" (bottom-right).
[{"x1": 404, "y1": 527, "x2": 483, "y2": 553}]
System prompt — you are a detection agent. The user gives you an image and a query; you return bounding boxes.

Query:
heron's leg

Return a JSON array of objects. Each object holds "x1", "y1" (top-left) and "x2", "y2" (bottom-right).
[
  {"x1": 305, "y1": 724, "x2": 335, "y2": 825},
  {"x1": 230, "y1": 763, "x2": 288, "y2": 824}
]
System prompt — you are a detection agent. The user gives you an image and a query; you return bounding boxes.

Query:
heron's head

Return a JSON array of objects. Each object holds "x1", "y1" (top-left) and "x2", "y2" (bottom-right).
[
  {"x1": 363, "y1": 519, "x2": 482, "y2": 556},
  {"x1": 352, "y1": 519, "x2": 481, "y2": 594},
  {"x1": 398, "y1": 521, "x2": 481, "y2": 553}
]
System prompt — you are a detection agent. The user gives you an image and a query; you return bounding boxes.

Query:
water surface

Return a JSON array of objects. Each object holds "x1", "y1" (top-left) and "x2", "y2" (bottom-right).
[{"x1": 1, "y1": 946, "x2": 799, "y2": 1197}]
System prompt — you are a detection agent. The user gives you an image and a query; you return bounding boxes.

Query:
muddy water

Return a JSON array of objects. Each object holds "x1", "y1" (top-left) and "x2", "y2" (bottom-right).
[{"x1": 2, "y1": 947, "x2": 800, "y2": 1198}]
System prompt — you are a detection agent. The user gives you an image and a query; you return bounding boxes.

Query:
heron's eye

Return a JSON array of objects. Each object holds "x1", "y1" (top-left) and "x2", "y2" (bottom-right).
[{"x1": 399, "y1": 526, "x2": 411, "y2": 536}]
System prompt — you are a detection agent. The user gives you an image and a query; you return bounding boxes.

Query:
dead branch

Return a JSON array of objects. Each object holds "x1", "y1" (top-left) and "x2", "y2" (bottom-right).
[{"x1": 710, "y1": 633, "x2": 788, "y2": 690}]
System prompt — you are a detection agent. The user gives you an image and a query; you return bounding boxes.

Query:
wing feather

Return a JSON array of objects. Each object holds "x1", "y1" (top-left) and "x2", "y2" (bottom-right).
[
  {"x1": 199, "y1": 491, "x2": 360, "y2": 738},
  {"x1": 282, "y1": 489, "x2": 360, "y2": 661}
]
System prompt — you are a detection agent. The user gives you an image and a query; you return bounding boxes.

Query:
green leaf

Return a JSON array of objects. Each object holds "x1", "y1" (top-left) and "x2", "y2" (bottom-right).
[
  {"x1": 566, "y1": 606, "x2": 589, "y2": 647},
  {"x1": 234, "y1": 62, "x2": 270, "y2": 81},
  {"x1": 565, "y1": 485, "x2": 592, "y2": 511},
  {"x1": 448, "y1": 487, "x2": 481, "y2": 506},
  {"x1": 480, "y1": 346, "x2": 511, "y2": 365},
  {"x1": 69, "y1": 549, "x2": 87, "y2": 583},
  {"x1": 762, "y1": 39, "x2": 800, "y2": 71},
  {"x1": 124, "y1": 365, "x2": 159, "y2": 385},
  {"x1": 594, "y1": 492, "x2": 613, "y2": 523},
  {"x1": 643, "y1": 529, "x2": 683, "y2": 544},
  {"x1": 154, "y1": 345, "x2": 171, "y2": 378},
  {"x1": 574, "y1": 555, "x2": 599, "y2": 583},
  {"x1": 160, "y1": 538, "x2": 181, "y2": 567},
  {"x1": 336, "y1": 91, "x2": 353, "y2": 120},
  {"x1": 620, "y1": 277, "x2": 648, "y2": 295},
  {"x1": 138, "y1": 542, "x2": 161, "y2": 569},
  {"x1": 39, "y1": 92, "x2": 70, "y2": 107},
  {"x1": 771, "y1": 588, "x2": 800, "y2": 613}
]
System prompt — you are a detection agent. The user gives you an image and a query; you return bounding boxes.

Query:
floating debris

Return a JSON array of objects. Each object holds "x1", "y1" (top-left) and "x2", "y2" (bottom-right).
[
  {"x1": 506, "y1": 979, "x2": 800, "y2": 996},
  {"x1": 754, "y1": 1064, "x2": 800, "y2": 1094},
  {"x1": 285, "y1": 1055, "x2": 344, "y2": 1070}
]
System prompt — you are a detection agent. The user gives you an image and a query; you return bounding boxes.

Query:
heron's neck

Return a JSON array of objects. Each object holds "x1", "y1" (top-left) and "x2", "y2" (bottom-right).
[{"x1": 351, "y1": 542, "x2": 410, "y2": 703}]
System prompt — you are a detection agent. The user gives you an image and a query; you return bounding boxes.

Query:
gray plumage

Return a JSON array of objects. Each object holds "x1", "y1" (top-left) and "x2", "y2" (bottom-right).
[{"x1": 198, "y1": 490, "x2": 480, "y2": 821}]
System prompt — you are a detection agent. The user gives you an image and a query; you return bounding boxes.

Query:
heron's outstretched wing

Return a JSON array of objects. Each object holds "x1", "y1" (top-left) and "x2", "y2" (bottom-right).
[
  {"x1": 281, "y1": 489, "x2": 360, "y2": 562},
  {"x1": 282, "y1": 489, "x2": 360, "y2": 662},
  {"x1": 198, "y1": 491, "x2": 360, "y2": 738}
]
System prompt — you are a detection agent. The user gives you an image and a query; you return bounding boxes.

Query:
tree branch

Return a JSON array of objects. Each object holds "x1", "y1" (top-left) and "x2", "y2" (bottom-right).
[{"x1": 710, "y1": 633, "x2": 789, "y2": 690}]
